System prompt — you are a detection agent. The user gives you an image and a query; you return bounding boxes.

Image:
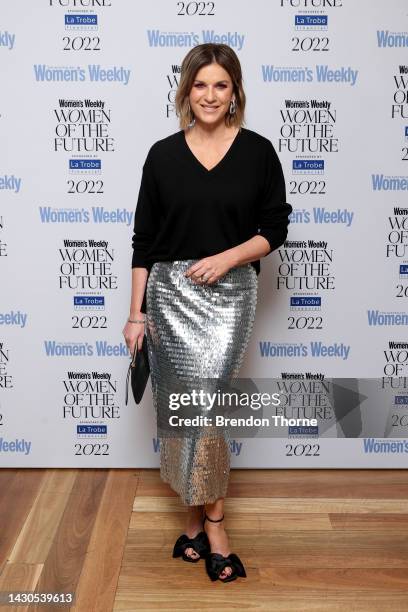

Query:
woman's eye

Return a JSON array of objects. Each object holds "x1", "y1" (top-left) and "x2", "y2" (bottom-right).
[{"x1": 194, "y1": 84, "x2": 227, "y2": 88}]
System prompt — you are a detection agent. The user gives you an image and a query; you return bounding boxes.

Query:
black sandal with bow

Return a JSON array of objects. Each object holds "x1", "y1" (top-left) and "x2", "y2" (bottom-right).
[
  {"x1": 172, "y1": 526, "x2": 210, "y2": 563},
  {"x1": 203, "y1": 512, "x2": 247, "y2": 582}
]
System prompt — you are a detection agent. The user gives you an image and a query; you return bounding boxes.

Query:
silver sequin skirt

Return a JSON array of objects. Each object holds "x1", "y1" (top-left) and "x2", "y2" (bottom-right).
[{"x1": 145, "y1": 260, "x2": 258, "y2": 506}]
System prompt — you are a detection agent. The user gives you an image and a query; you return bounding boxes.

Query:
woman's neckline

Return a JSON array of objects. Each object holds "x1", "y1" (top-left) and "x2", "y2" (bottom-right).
[{"x1": 181, "y1": 126, "x2": 244, "y2": 174}]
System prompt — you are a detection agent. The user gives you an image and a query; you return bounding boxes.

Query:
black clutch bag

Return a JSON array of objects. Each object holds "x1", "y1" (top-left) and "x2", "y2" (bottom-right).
[{"x1": 125, "y1": 334, "x2": 150, "y2": 405}]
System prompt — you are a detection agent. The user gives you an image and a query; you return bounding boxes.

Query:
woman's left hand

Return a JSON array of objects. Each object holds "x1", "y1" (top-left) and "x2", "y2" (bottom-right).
[{"x1": 184, "y1": 253, "x2": 235, "y2": 285}]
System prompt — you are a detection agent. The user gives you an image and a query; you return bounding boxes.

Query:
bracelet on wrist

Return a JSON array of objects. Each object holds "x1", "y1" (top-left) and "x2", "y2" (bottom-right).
[{"x1": 128, "y1": 318, "x2": 146, "y2": 324}]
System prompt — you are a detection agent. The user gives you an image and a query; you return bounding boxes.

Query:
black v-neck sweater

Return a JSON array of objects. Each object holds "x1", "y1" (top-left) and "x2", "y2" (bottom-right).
[{"x1": 131, "y1": 127, "x2": 292, "y2": 312}]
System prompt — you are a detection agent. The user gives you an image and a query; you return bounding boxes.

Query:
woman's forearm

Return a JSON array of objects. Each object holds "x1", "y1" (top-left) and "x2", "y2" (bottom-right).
[
  {"x1": 129, "y1": 235, "x2": 270, "y2": 311},
  {"x1": 224, "y1": 235, "x2": 272, "y2": 268},
  {"x1": 129, "y1": 267, "x2": 148, "y2": 317}
]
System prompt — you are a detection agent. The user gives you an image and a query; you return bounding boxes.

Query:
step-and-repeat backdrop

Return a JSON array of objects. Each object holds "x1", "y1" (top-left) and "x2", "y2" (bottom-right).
[{"x1": 1, "y1": 0, "x2": 408, "y2": 467}]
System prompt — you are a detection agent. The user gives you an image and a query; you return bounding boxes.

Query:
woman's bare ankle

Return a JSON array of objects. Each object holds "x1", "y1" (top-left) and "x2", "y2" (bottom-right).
[{"x1": 185, "y1": 505, "x2": 204, "y2": 537}]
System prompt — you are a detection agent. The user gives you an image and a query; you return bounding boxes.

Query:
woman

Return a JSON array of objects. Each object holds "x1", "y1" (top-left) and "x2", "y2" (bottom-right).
[{"x1": 123, "y1": 43, "x2": 292, "y2": 583}]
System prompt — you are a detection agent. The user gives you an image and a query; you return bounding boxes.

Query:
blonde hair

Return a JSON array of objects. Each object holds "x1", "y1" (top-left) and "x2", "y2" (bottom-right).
[{"x1": 175, "y1": 43, "x2": 246, "y2": 130}]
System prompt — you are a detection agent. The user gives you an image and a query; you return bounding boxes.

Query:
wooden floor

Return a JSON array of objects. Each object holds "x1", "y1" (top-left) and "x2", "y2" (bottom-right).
[{"x1": 0, "y1": 469, "x2": 407, "y2": 611}]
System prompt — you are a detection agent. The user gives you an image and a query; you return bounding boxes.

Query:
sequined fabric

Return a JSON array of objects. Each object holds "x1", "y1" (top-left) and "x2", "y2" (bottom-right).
[{"x1": 145, "y1": 260, "x2": 258, "y2": 506}]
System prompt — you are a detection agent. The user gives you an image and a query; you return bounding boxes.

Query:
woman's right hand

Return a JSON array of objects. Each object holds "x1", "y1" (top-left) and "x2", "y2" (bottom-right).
[{"x1": 122, "y1": 314, "x2": 146, "y2": 355}]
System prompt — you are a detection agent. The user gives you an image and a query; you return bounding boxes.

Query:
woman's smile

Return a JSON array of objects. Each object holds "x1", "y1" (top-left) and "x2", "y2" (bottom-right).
[{"x1": 201, "y1": 105, "x2": 220, "y2": 113}]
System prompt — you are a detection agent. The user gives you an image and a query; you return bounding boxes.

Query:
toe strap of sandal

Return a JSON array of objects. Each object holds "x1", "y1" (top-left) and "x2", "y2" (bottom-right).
[
  {"x1": 227, "y1": 553, "x2": 247, "y2": 577},
  {"x1": 173, "y1": 532, "x2": 209, "y2": 558},
  {"x1": 173, "y1": 534, "x2": 194, "y2": 557},
  {"x1": 189, "y1": 531, "x2": 210, "y2": 557},
  {"x1": 205, "y1": 552, "x2": 247, "y2": 580}
]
